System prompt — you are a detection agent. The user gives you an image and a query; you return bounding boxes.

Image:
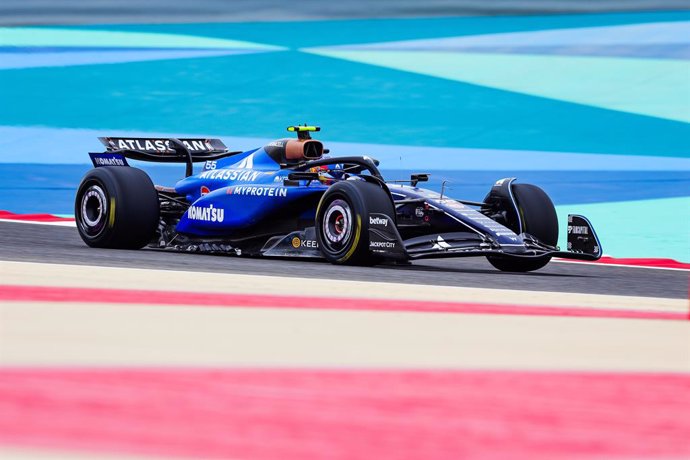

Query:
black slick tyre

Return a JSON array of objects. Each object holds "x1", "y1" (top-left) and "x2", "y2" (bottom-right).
[
  {"x1": 487, "y1": 183, "x2": 558, "y2": 272},
  {"x1": 316, "y1": 180, "x2": 394, "y2": 265},
  {"x1": 75, "y1": 167, "x2": 160, "y2": 249}
]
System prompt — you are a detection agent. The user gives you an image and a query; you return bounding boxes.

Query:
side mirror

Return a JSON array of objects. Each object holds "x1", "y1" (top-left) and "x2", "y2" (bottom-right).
[
  {"x1": 410, "y1": 173, "x2": 429, "y2": 187},
  {"x1": 287, "y1": 172, "x2": 319, "y2": 181}
]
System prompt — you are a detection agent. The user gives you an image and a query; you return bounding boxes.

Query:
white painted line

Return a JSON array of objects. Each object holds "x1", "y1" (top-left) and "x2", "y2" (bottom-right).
[{"x1": 0, "y1": 218, "x2": 75, "y2": 227}]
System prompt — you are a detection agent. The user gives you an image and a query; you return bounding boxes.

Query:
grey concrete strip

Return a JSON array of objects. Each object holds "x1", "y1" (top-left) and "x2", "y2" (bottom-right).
[{"x1": 0, "y1": 221, "x2": 687, "y2": 299}]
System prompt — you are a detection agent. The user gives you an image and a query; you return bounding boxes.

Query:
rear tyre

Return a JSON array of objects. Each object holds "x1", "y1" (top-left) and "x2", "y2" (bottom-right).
[
  {"x1": 75, "y1": 167, "x2": 160, "y2": 249},
  {"x1": 316, "y1": 180, "x2": 394, "y2": 265},
  {"x1": 487, "y1": 183, "x2": 558, "y2": 272}
]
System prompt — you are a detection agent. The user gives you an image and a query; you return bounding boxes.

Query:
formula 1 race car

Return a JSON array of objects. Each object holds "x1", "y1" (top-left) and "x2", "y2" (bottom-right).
[{"x1": 75, "y1": 126, "x2": 602, "y2": 272}]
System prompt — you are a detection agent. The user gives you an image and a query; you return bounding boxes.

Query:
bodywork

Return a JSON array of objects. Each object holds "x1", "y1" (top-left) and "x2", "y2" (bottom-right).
[{"x1": 88, "y1": 132, "x2": 602, "y2": 263}]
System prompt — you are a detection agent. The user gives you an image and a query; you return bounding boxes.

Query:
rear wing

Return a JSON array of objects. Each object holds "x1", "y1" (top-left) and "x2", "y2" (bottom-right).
[{"x1": 90, "y1": 137, "x2": 242, "y2": 176}]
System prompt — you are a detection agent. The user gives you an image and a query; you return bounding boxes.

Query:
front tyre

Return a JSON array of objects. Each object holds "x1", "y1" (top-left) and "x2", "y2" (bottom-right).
[
  {"x1": 75, "y1": 167, "x2": 160, "y2": 249},
  {"x1": 316, "y1": 180, "x2": 394, "y2": 265},
  {"x1": 487, "y1": 255, "x2": 551, "y2": 273},
  {"x1": 487, "y1": 183, "x2": 558, "y2": 272}
]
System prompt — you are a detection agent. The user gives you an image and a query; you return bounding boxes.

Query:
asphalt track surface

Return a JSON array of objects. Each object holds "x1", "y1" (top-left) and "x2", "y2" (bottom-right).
[{"x1": 1, "y1": 221, "x2": 686, "y2": 299}]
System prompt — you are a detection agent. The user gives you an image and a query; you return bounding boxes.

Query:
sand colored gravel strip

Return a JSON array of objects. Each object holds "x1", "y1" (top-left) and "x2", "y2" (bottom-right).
[
  {"x1": 1, "y1": 301, "x2": 688, "y2": 371},
  {"x1": 0, "y1": 447, "x2": 155, "y2": 460}
]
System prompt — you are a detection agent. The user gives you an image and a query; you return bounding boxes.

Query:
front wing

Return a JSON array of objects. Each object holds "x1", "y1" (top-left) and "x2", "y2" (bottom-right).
[{"x1": 368, "y1": 213, "x2": 602, "y2": 262}]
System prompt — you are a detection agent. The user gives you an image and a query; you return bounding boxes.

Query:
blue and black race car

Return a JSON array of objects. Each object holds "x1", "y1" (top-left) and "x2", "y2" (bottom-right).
[{"x1": 75, "y1": 126, "x2": 602, "y2": 272}]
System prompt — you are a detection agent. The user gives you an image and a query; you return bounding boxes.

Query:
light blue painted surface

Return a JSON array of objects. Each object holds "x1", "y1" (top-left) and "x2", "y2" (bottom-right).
[
  {"x1": 0, "y1": 49, "x2": 262, "y2": 70},
  {"x1": 305, "y1": 50, "x2": 690, "y2": 123},
  {"x1": 0, "y1": 27, "x2": 284, "y2": 50},
  {"x1": 336, "y1": 21, "x2": 690, "y2": 49},
  {"x1": 556, "y1": 197, "x2": 690, "y2": 261}
]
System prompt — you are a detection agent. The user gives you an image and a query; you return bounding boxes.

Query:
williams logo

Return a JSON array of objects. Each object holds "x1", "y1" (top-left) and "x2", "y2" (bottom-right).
[
  {"x1": 369, "y1": 216, "x2": 388, "y2": 227},
  {"x1": 188, "y1": 204, "x2": 224, "y2": 223},
  {"x1": 432, "y1": 236, "x2": 451, "y2": 250}
]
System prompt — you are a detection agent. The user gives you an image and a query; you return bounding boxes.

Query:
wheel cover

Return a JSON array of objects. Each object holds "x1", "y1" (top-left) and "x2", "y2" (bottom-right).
[
  {"x1": 322, "y1": 199, "x2": 353, "y2": 252},
  {"x1": 79, "y1": 184, "x2": 108, "y2": 237}
]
